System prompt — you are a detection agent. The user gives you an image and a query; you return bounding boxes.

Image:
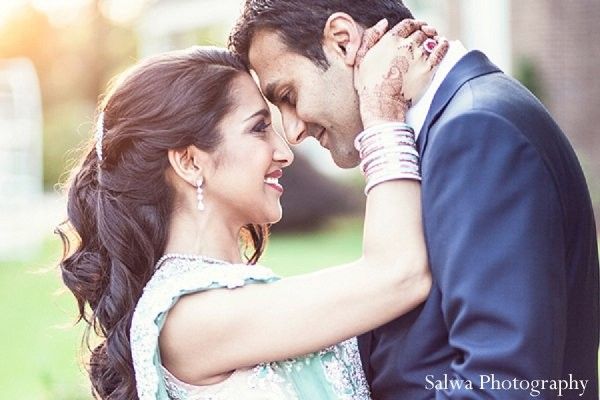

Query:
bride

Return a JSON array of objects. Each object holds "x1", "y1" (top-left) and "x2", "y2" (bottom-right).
[{"x1": 58, "y1": 19, "x2": 447, "y2": 399}]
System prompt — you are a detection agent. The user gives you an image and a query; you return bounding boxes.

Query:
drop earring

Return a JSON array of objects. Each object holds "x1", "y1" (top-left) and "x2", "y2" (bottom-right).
[{"x1": 196, "y1": 177, "x2": 205, "y2": 211}]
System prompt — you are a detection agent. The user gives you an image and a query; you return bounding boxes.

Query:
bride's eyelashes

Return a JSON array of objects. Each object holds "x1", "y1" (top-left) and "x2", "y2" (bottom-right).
[{"x1": 251, "y1": 119, "x2": 272, "y2": 136}]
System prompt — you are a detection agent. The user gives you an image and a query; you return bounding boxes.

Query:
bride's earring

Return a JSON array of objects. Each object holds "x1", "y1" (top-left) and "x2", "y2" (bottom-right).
[{"x1": 196, "y1": 177, "x2": 205, "y2": 211}]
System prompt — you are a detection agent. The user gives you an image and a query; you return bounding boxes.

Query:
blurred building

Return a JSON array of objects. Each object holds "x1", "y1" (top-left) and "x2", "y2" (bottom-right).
[
  {"x1": 0, "y1": 58, "x2": 42, "y2": 196},
  {"x1": 137, "y1": 0, "x2": 240, "y2": 56},
  {"x1": 0, "y1": 58, "x2": 50, "y2": 259},
  {"x1": 510, "y1": 0, "x2": 600, "y2": 204}
]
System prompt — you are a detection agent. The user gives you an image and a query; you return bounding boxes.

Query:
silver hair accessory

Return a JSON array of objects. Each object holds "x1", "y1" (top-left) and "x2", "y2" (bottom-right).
[
  {"x1": 95, "y1": 112, "x2": 105, "y2": 161},
  {"x1": 196, "y1": 177, "x2": 205, "y2": 211}
]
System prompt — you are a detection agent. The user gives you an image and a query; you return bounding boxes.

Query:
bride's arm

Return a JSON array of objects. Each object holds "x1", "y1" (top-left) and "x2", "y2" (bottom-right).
[{"x1": 160, "y1": 21, "x2": 449, "y2": 384}]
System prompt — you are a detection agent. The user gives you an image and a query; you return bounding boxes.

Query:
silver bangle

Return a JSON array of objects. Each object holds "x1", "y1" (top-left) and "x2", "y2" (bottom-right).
[
  {"x1": 354, "y1": 123, "x2": 414, "y2": 149},
  {"x1": 365, "y1": 171, "x2": 422, "y2": 195},
  {"x1": 355, "y1": 122, "x2": 421, "y2": 196}
]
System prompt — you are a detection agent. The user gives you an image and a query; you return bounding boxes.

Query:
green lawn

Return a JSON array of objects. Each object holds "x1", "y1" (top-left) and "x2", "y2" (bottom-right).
[
  {"x1": 262, "y1": 218, "x2": 363, "y2": 276},
  {"x1": 0, "y1": 218, "x2": 363, "y2": 399}
]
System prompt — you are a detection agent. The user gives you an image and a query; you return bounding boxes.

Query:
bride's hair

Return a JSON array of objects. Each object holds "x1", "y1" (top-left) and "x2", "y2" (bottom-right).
[{"x1": 56, "y1": 47, "x2": 268, "y2": 399}]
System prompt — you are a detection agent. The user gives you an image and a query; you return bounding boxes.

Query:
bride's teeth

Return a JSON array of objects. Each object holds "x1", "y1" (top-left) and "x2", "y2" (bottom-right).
[{"x1": 264, "y1": 177, "x2": 279, "y2": 184}]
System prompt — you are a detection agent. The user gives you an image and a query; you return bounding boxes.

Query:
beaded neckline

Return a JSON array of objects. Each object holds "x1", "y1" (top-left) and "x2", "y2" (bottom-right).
[
  {"x1": 131, "y1": 254, "x2": 279, "y2": 400},
  {"x1": 155, "y1": 253, "x2": 231, "y2": 270}
]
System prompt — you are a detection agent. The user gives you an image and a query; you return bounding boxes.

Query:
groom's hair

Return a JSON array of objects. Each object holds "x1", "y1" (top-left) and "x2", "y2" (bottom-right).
[{"x1": 229, "y1": 0, "x2": 413, "y2": 70}]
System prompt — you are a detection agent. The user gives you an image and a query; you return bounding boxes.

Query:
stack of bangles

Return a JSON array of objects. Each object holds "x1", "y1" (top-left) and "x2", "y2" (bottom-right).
[{"x1": 354, "y1": 122, "x2": 421, "y2": 196}]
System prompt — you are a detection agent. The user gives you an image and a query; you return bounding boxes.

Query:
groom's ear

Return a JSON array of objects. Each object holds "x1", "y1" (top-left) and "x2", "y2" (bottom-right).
[{"x1": 322, "y1": 12, "x2": 363, "y2": 67}]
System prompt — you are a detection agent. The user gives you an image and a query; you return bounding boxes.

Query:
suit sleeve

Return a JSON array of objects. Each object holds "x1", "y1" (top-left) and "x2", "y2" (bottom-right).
[{"x1": 421, "y1": 110, "x2": 567, "y2": 399}]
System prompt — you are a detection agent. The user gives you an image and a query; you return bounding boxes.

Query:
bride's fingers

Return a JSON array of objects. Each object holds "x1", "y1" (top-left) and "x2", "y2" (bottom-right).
[
  {"x1": 427, "y1": 39, "x2": 450, "y2": 70},
  {"x1": 355, "y1": 18, "x2": 389, "y2": 67},
  {"x1": 389, "y1": 19, "x2": 426, "y2": 39},
  {"x1": 405, "y1": 30, "x2": 428, "y2": 50},
  {"x1": 412, "y1": 42, "x2": 427, "y2": 61},
  {"x1": 421, "y1": 24, "x2": 438, "y2": 38}
]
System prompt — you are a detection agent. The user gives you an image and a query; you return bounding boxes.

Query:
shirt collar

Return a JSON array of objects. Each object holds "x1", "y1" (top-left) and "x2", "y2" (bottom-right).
[{"x1": 406, "y1": 40, "x2": 468, "y2": 138}]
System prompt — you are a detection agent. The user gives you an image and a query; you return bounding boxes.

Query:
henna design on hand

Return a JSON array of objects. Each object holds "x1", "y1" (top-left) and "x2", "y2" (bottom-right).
[
  {"x1": 355, "y1": 19, "x2": 446, "y2": 126},
  {"x1": 355, "y1": 19, "x2": 388, "y2": 67},
  {"x1": 389, "y1": 19, "x2": 425, "y2": 39},
  {"x1": 359, "y1": 54, "x2": 412, "y2": 123}
]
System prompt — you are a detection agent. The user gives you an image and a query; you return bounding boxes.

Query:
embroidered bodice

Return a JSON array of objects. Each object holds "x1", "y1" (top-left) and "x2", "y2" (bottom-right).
[{"x1": 130, "y1": 255, "x2": 371, "y2": 399}]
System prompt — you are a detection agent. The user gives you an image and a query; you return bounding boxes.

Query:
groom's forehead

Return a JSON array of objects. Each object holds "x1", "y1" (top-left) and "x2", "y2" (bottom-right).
[
  {"x1": 248, "y1": 30, "x2": 295, "y2": 79},
  {"x1": 249, "y1": 29, "x2": 291, "y2": 60}
]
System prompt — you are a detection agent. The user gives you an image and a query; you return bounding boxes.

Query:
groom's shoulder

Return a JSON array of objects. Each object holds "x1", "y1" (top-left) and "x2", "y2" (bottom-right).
[
  {"x1": 428, "y1": 71, "x2": 558, "y2": 151},
  {"x1": 446, "y1": 70, "x2": 547, "y2": 124}
]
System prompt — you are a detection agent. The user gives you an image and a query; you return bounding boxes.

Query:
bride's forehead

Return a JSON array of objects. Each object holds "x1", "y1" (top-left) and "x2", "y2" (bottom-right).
[
  {"x1": 230, "y1": 74, "x2": 266, "y2": 103},
  {"x1": 220, "y1": 77, "x2": 269, "y2": 123}
]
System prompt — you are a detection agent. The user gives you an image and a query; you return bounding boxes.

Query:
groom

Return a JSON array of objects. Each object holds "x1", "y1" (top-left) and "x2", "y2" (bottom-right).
[{"x1": 229, "y1": 1, "x2": 599, "y2": 398}]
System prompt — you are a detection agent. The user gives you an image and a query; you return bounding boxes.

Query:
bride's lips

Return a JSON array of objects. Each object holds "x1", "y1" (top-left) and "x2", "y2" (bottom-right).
[{"x1": 264, "y1": 169, "x2": 284, "y2": 194}]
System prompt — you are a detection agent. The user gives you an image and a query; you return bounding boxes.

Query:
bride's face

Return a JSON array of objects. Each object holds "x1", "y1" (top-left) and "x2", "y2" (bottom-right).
[{"x1": 206, "y1": 73, "x2": 294, "y2": 225}]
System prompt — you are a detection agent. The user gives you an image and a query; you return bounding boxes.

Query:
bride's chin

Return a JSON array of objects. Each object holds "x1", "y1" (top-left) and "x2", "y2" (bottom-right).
[
  {"x1": 266, "y1": 211, "x2": 283, "y2": 225},
  {"x1": 247, "y1": 211, "x2": 282, "y2": 226},
  {"x1": 265, "y1": 204, "x2": 283, "y2": 224},
  {"x1": 270, "y1": 214, "x2": 283, "y2": 224}
]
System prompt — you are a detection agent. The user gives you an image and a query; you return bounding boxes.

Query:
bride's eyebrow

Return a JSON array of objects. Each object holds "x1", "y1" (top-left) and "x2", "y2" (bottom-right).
[{"x1": 244, "y1": 108, "x2": 270, "y2": 122}]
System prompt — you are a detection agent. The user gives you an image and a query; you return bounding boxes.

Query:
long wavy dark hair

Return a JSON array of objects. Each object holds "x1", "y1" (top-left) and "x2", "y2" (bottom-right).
[{"x1": 56, "y1": 46, "x2": 268, "y2": 399}]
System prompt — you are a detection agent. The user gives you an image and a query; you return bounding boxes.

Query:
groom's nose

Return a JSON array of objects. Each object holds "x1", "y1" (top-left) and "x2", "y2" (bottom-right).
[{"x1": 281, "y1": 109, "x2": 307, "y2": 145}]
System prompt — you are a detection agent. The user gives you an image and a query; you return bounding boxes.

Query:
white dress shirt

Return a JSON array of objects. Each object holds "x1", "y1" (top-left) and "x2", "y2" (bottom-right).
[{"x1": 406, "y1": 41, "x2": 468, "y2": 139}]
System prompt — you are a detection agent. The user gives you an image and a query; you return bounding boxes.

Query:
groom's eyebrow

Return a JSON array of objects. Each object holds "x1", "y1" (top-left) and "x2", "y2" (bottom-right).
[{"x1": 263, "y1": 82, "x2": 278, "y2": 104}]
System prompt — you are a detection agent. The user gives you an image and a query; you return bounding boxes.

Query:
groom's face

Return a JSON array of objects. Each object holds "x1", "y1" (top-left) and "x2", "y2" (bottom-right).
[{"x1": 248, "y1": 30, "x2": 363, "y2": 168}]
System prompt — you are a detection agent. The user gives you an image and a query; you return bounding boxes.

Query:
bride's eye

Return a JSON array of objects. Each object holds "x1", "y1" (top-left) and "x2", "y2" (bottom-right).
[{"x1": 251, "y1": 120, "x2": 272, "y2": 135}]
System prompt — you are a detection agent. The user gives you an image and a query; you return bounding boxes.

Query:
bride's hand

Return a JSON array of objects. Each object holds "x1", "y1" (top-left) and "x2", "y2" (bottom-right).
[{"x1": 354, "y1": 19, "x2": 449, "y2": 128}]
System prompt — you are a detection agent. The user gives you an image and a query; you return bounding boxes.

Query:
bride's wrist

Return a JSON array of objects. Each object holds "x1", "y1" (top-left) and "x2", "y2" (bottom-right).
[
  {"x1": 359, "y1": 94, "x2": 409, "y2": 129},
  {"x1": 361, "y1": 115, "x2": 407, "y2": 130},
  {"x1": 355, "y1": 122, "x2": 421, "y2": 196}
]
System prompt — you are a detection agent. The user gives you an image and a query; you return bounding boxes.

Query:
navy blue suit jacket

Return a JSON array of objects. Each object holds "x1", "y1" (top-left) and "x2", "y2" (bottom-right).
[{"x1": 358, "y1": 51, "x2": 599, "y2": 399}]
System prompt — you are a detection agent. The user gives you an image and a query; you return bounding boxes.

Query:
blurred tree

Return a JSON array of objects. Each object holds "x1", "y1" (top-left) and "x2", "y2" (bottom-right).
[
  {"x1": 514, "y1": 56, "x2": 545, "y2": 104},
  {"x1": 0, "y1": 6, "x2": 54, "y2": 102},
  {"x1": 0, "y1": 2, "x2": 138, "y2": 189},
  {"x1": 274, "y1": 155, "x2": 363, "y2": 232}
]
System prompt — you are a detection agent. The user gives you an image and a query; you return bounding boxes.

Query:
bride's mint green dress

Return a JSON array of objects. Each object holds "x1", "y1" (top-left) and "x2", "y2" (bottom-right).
[{"x1": 130, "y1": 255, "x2": 371, "y2": 399}]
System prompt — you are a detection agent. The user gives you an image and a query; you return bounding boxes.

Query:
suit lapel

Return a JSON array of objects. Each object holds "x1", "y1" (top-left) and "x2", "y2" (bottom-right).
[{"x1": 417, "y1": 51, "x2": 502, "y2": 155}]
